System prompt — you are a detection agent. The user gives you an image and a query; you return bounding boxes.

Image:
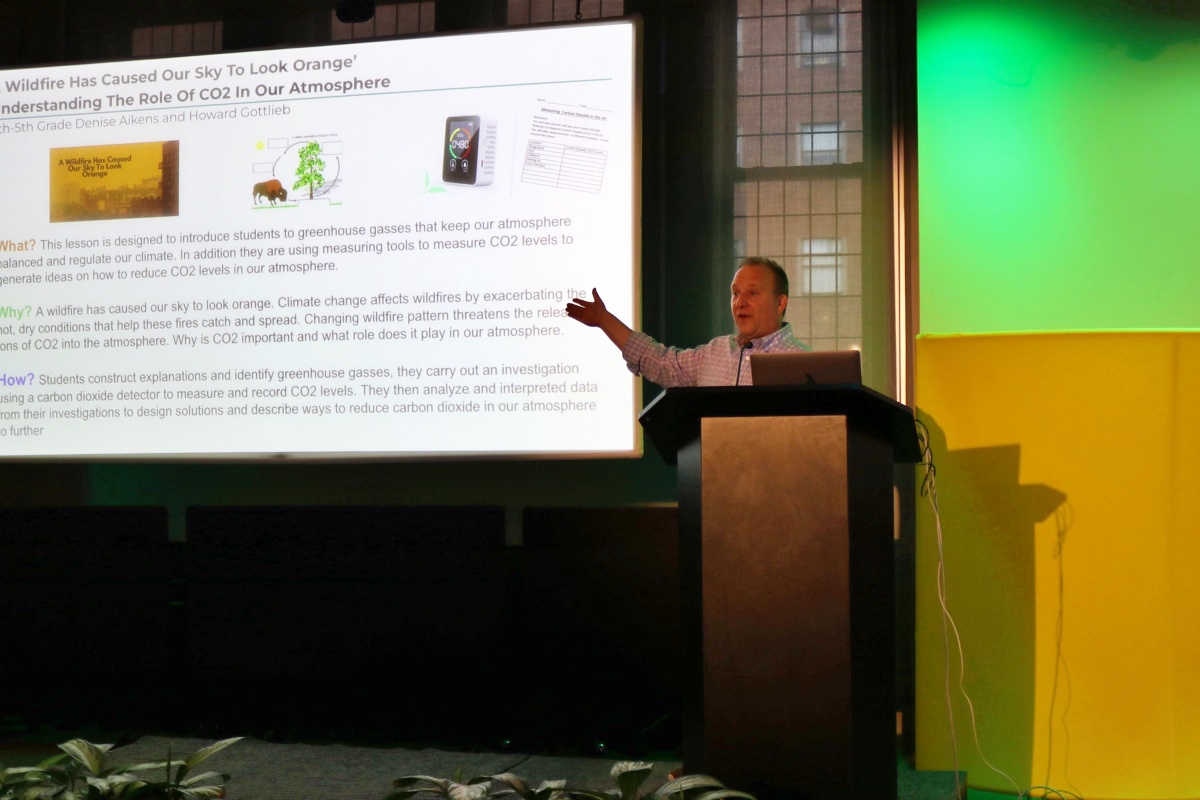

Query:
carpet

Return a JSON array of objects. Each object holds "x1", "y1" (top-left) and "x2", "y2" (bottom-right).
[{"x1": 107, "y1": 736, "x2": 682, "y2": 800}]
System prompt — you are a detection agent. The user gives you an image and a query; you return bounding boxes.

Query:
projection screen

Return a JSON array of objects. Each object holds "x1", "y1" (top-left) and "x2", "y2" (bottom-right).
[{"x1": 0, "y1": 19, "x2": 641, "y2": 460}]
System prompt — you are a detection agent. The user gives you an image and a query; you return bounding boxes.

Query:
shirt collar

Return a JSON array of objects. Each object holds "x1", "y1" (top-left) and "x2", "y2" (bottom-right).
[{"x1": 732, "y1": 322, "x2": 793, "y2": 350}]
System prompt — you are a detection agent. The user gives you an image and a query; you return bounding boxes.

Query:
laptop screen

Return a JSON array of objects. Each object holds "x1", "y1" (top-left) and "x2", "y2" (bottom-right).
[{"x1": 749, "y1": 350, "x2": 862, "y2": 386}]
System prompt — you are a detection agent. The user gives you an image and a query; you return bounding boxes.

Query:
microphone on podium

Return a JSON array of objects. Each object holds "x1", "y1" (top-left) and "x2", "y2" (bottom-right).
[{"x1": 735, "y1": 340, "x2": 754, "y2": 386}]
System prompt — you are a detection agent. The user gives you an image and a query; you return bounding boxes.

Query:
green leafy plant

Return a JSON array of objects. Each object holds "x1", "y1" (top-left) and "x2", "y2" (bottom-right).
[
  {"x1": 388, "y1": 773, "x2": 493, "y2": 800},
  {"x1": 0, "y1": 738, "x2": 241, "y2": 800},
  {"x1": 550, "y1": 761, "x2": 652, "y2": 800},
  {"x1": 637, "y1": 773, "x2": 754, "y2": 800},
  {"x1": 124, "y1": 737, "x2": 242, "y2": 800},
  {"x1": 3, "y1": 764, "x2": 27, "y2": 800},
  {"x1": 488, "y1": 773, "x2": 568, "y2": 800},
  {"x1": 388, "y1": 762, "x2": 755, "y2": 800},
  {"x1": 569, "y1": 763, "x2": 754, "y2": 800},
  {"x1": 0, "y1": 739, "x2": 163, "y2": 800}
]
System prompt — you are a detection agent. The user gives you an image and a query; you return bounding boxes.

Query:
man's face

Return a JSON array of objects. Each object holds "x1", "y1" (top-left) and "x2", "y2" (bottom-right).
[{"x1": 730, "y1": 264, "x2": 787, "y2": 344}]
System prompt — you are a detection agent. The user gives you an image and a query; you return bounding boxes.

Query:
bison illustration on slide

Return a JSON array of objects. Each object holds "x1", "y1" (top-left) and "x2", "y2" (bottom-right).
[{"x1": 252, "y1": 179, "x2": 288, "y2": 205}]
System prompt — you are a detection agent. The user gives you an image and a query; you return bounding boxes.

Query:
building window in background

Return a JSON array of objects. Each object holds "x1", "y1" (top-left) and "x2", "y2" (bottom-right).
[
  {"x1": 332, "y1": 2, "x2": 434, "y2": 40},
  {"x1": 507, "y1": 0, "x2": 624, "y2": 25},
  {"x1": 735, "y1": 0, "x2": 863, "y2": 352},
  {"x1": 132, "y1": 22, "x2": 222, "y2": 56}
]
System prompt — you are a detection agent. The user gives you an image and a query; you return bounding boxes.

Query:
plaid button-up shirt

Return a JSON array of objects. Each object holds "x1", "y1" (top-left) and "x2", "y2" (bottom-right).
[{"x1": 621, "y1": 323, "x2": 810, "y2": 388}]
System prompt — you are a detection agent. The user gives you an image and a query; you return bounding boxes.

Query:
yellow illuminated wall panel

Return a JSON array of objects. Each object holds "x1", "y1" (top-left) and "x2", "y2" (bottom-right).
[{"x1": 915, "y1": 332, "x2": 1200, "y2": 800}]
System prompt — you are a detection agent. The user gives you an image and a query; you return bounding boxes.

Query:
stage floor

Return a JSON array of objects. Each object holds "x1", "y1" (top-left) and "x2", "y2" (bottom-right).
[
  {"x1": 2, "y1": 733, "x2": 959, "y2": 800},
  {"x1": 110, "y1": 736, "x2": 681, "y2": 800}
]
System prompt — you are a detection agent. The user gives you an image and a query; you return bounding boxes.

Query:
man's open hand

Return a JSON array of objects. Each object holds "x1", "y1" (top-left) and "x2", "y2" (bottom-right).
[
  {"x1": 565, "y1": 288, "x2": 608, "y2": 327},
  {"x1": 564, "y1": 288, "x2": 632, "y2": 350}
]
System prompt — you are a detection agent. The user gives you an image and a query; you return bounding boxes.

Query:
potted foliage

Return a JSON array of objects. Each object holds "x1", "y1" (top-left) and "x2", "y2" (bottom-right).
[
  {"x1": 388, "y1": 761, "x2": 755, "y2": 800},
  {"x1": 0, "y1": 737, "x2": 241, "y2": 800}
]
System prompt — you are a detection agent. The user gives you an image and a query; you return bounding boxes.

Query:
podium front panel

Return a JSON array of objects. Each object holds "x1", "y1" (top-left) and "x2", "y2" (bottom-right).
[
  {"x1": 677, "y1": 411, "x2": 896, "y2": 800},
  {"x1": 694, "y1": 415, "x2": 853, "y2": 793}
]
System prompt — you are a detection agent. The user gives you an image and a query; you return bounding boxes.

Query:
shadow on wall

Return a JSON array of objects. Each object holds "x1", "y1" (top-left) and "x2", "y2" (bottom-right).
[{"x1": 914, "y1": 412, "x2": 1065, "y2": 789}]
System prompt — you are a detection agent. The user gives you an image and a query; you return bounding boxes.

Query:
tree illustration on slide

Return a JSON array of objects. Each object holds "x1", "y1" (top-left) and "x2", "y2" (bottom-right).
[{"x1": 293, "y1": 141, "x2": 327, "y2": 200}]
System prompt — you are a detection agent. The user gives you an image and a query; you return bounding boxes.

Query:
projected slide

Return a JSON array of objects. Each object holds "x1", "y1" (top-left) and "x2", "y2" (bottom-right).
[{"x1": 0, "y1": 20, "x2": 639, "y2": 459}]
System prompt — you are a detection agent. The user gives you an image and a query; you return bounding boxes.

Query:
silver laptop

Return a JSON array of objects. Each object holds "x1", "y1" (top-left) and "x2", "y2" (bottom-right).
[{"x1": 749, "y1": 350, "x2": 862, "y2": 386}]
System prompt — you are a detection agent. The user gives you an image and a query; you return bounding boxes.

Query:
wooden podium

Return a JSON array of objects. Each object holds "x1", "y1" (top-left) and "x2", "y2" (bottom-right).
[{"x1": 639, "y1": 386, "x2": 920, "y2": 799}]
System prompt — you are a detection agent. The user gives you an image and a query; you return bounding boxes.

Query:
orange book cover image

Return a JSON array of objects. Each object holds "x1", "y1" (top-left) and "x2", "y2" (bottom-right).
[{"x1": 49, "y1": 141, "x2": 179, "y2": 223}]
